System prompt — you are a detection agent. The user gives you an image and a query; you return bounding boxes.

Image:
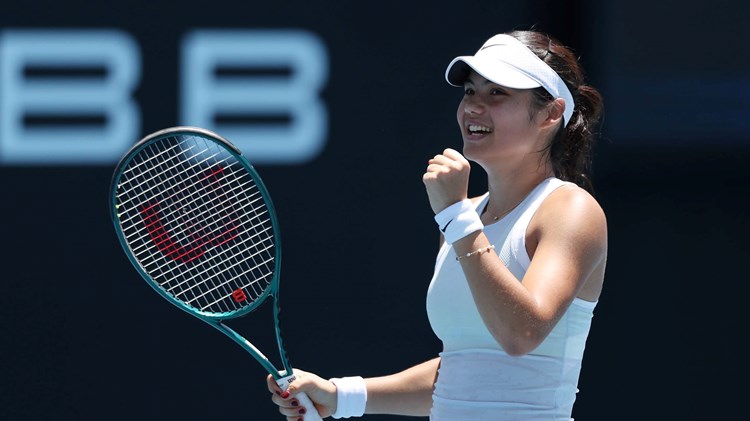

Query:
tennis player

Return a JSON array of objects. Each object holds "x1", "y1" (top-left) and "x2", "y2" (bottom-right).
[{"x1": 268, "y1": 29, "x2": 607, "y2": 420}]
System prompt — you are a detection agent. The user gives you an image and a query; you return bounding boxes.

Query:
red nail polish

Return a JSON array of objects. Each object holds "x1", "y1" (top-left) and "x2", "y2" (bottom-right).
[
  {"x1": 299, "y1": 408, "x2": 307, "y2": 415},
  {"x1": 281, "y1": 391, "x2": 290, "y2": 399},
  {"x1": 291, "y1": 400, "x2": 299, "y2": 407}
]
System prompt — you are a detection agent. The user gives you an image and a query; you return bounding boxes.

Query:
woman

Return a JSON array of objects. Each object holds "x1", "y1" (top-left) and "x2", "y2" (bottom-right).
[{"x1": 268, "y1": 30, "x2": 606, "y2": 420}]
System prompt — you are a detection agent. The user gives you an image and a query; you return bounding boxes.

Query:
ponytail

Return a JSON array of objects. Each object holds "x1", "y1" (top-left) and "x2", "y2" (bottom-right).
[{"x1": 509, "y1": 30, "x2": 604, "y2": 194}]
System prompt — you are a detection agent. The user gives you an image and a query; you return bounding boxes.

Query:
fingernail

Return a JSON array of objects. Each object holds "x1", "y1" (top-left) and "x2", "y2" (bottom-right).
[
  {"x1": 299, "y1": 408, "x2": 307, "y2": 415},
  {"x1": 281, "y1": 391, "x2": 290, "y2": 399},
  {"x1": 291, "y1": 400, "x2": 299, "y2": 407}
]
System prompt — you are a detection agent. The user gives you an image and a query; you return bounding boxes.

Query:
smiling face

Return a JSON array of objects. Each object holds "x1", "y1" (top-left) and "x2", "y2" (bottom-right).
[{"x1": 457, "y1": 71, "x2": 553, "y2": 170}]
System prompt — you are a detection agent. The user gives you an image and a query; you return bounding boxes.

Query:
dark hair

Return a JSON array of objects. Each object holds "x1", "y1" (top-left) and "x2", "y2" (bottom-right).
[{"x1": 509, "y1": 30, "x2": 603, "y2": 194}]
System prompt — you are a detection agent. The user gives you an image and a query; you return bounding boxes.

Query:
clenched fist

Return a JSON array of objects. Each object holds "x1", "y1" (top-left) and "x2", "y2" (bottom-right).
[{"x1": 422, "y1": 148, "x2": 471, "y2": 214}]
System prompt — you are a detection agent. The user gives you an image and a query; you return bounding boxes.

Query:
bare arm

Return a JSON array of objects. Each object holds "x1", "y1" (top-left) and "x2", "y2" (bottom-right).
[
  {"x1": 423, "y1": 149, "x2": 607, "y2": 356},
  {"x1": 452, "y1": 186, "x2": 607, "y2": 355},
  {"x1": 268, "y1": 358, "x2": 440, "y2": 419},
  {"x1": 364, "y1": 357, "x2": 440, "y2": 416}
]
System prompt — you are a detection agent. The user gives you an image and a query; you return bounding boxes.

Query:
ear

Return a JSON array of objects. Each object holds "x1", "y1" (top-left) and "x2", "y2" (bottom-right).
[{"x1": 540, "y1": 98, "x2": 566, "y2": 129}]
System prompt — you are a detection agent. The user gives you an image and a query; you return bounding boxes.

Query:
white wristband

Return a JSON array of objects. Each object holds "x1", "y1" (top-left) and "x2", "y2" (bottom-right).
[
  {"x1": 433, "y1": 199, "x2": 483, "y2": 244},
  {"x1": 329, "y1": 376, "x2": 367, "y2": 419}
]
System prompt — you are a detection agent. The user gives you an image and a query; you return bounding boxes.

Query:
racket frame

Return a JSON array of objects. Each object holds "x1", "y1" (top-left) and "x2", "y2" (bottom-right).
[{"x1": 110, "y1": 126, "x2": 292, "y2": 380}]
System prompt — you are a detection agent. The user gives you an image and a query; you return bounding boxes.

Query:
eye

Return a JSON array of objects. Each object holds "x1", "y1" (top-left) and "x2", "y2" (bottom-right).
[
  {"x1": 463, "y1": 87, "x2": 476, "y2": 96},
  {"x1": 490, "y1": 88, "x2": 507, "y2": 96}
]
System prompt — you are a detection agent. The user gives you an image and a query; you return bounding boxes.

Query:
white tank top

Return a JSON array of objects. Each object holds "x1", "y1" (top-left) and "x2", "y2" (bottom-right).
[{"x1": 425, "y1": 177, "x2": 597, "y2": 420}]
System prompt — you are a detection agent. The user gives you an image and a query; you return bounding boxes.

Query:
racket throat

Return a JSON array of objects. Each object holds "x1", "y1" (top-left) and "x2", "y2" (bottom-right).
[{"x1": 212, "y1": 321, "x2": 279, "y2": 377}]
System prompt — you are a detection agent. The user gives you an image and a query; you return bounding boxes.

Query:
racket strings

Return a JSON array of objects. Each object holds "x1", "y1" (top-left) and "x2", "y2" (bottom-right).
[
  {"x1": 117, "y1": 145, "x2": 225, "y2": 227},
  {"x1": 133, "y1": 205, "x2": 269, "y2": 286},
  {"x1": 116, "y1": 142, "x2": 203, "y2": 209},
  {"x1": 135, "y1": 139, "x2": 271, "y2": 312},
  {"x1": 120, "y1": 142, "x2": 239, "y2": 260},
  {"x1": 116, "y1": 135, "x2": 277, "y2": 314},
  {"x1": 124, "y1": 165, "x2": 252, "y2": 256},
  {"x1": 167, "y1": 226, "x2": 274, "y2": 301}
]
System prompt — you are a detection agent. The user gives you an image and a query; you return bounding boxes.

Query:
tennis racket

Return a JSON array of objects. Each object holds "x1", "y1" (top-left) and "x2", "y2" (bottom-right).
[{"x1": 110, "y1": 126, "x2": 322, "y2": 420}]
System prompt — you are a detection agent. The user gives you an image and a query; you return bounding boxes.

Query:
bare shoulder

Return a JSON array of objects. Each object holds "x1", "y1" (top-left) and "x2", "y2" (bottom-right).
[
  {"x1": 540, "y1": 184, "x2": 606, "y2": 230},
  {"x1": 529, "y1": 183, "x2": 608, "y2": 252}
]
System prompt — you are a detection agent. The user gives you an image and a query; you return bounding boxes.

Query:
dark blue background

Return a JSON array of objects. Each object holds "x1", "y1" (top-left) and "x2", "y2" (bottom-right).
[{"x1": 1, "y1": 1, "x2": 748, "y2": 420}]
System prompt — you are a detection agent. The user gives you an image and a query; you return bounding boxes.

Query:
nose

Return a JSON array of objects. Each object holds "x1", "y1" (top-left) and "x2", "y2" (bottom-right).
[{"x1": 462, "y1": 95, "x2": 484, "y2": 115}]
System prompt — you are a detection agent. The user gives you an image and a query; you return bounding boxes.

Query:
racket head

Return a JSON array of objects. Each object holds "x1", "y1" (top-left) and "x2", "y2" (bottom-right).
[{"x1": 110, "y1": 127, "x2": 282, "y2": 321}]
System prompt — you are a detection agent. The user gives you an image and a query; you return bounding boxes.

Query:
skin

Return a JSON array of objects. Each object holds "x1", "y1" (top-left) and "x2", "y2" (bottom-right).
[{"x1": 267, "y1": 71, "x2": 608, "y2": 419}]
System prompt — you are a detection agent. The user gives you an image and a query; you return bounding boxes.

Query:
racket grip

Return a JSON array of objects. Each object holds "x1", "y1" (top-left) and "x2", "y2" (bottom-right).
[{"x1": 277, "y1": 373, "x2": 324, "y2": 421}]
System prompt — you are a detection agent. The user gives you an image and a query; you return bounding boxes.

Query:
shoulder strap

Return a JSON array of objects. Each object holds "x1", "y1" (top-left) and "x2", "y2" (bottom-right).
[{"x1": 508, "y1": 178, "x2": 568, "y2": 271}]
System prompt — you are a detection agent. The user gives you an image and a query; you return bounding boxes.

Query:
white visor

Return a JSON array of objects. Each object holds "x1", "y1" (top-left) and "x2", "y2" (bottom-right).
[{"x1": 445, "y1": 34, "x2": 575, "y2": 127}]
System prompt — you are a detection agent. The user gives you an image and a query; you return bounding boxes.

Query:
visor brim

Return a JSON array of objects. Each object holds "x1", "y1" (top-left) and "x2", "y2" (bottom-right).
[{"x1": 445, "y1": 56, "x2": 543, "y2": 90}]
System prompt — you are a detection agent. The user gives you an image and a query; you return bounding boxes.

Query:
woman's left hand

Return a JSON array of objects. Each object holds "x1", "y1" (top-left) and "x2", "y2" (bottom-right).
[{"x1": 422, "y1": 148, "x2": 471, "y2": 214}]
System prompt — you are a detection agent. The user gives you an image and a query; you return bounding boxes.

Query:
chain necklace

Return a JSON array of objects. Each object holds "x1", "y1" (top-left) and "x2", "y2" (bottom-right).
[{"x1": 483, "y1": 199, "x2": 523, "y2": 221}]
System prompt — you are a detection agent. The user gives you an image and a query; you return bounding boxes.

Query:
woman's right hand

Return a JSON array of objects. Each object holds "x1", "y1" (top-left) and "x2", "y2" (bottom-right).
[
  {"x1": 267, "y1": 370, "x2": 338, "y2": 420},
  {"x1": 423, "y1": 148, "x2": 472, "y2": 215}
]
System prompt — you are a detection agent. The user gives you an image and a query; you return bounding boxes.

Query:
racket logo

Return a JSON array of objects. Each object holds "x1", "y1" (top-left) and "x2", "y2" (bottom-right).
[
  {"x1": 138, "y1": 165, "x2": 240, "y2": 264},
  {"x1": 232, "y1": 288, "x2": 248, "y2": 303}
]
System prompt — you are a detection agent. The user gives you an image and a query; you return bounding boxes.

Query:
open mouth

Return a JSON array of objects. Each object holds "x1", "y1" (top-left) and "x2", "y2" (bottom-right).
[{"x1": 467, "y1": 124, "x2": 493, "y2": 135}]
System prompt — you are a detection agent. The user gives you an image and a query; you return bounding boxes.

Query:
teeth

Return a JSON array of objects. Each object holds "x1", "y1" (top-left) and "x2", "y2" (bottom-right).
[{"x1": 468, "y1": 124, "x2": 492, "y2": 133}]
